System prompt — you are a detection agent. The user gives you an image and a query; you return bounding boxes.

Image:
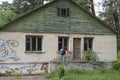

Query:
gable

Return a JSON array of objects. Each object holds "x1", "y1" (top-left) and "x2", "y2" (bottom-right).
[{"x1": 0, "y1": 0, "x2": 115, "y2": 35}]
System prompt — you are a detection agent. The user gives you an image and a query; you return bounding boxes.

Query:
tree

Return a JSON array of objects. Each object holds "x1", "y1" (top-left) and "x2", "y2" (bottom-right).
[
  {"x1": 90, "y1": 0, "x2": 95, "y2": 15},
  {"x1": 0, "y1": 1, "x2": 12, "y2": 11},
  {"x1": 99, "y1": 0, "x2": 120, "y2": 39},
  {"x1": 0, "y1": 10, "x2": 16, "y2": 26},
  {"x1": 0, "y1": 1, "x2": 16, "y2": 26},
  {"x1": 73, "y1": 0, "x2": 95, "y2": 15},
  {"x1": 12, "y1": 0, "x2": 44, "y2": 15}
]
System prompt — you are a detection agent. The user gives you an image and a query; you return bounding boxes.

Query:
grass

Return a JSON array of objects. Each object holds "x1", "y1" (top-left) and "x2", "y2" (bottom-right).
[
  {"x1": 47, "y1": 68, "x2": 120, "y2": 80},
  {"x1": 66, "y1": 70, "x2": 120, "y2": 80}
]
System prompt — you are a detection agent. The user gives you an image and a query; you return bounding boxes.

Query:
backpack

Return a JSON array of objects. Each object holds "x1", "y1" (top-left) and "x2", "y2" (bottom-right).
[{"x1": 61, "y1": 50, "x2": 65, "y2": 55}]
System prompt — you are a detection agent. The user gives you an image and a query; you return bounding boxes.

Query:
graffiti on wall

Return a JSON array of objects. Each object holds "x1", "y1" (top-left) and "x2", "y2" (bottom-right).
[
  {"x1": 0, "y1": 38, "x2": 19, "y2": 62},
  {"x1": 0, "y1": 63, "x2": 49, "y2": 75}
]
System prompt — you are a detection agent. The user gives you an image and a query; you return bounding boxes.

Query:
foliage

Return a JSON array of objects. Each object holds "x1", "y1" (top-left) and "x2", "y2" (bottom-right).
[
  {"x1": 44, "y1": 70, "x2": 51, "y2": 79},
  {"x1": 12, "y1": 0, "x2": 44, "y2": 15},
  {"x1": 99, "y1": 0, "x2": 120, "y2": 38},
  {"x1": 0, "y1": 0, "x2": 44, "y2": 26},
  {"x1": 12, "y1": 73, "x2": 20, "y2": 80},
  {"x1": 0, "y1": 1, "x2": 12, "y2": 11},
  {"x1": 0, "y1": 73, "x2": 6, "y2": 76},
  {"x1": 0, "y1": 10, "x2": 16, "y2": 26},
  {"x1": 73, "y1": 0, "x2": 95, "y2": 15},
  {"x1": 57, "y1": 65, "x2": 65, "y2": 79},
  {"x1": 113, "y1": 61, "x2": 120, "y2": 71},
  {"x1": 46, "y1": 65, "x2": 66, "y2": 80},
  {"x1": 48, "y1": 68, "x2": 120, "y2": 80},
  {"x1": 112, "y1": 44, "x2": 120, "y2": 71},
  {"x1": 0, "y1": 1, "x2": 16, "y2": 26},
  {"x1": 84, "y1": 49, "x2": 98, "y2": 61}
]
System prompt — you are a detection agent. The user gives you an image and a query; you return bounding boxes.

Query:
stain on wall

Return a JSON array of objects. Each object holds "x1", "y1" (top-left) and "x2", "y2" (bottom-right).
[{"x1": 0, "y1": 38, "x2": 19, "y2": 62}]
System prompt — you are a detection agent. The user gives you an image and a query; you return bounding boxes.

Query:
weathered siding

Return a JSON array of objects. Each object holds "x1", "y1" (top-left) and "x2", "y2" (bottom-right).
[
  {"x1": 1, "y1": 0, "x2": 114, "y2": 34},
  {"x1": 0, "y1": 32, "x2": 117, "y2": 63}
]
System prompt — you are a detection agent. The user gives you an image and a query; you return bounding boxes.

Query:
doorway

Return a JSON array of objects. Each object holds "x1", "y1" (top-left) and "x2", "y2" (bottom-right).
[{"x1": 73, "y1": 38, "x2": 81, "y2": 60}]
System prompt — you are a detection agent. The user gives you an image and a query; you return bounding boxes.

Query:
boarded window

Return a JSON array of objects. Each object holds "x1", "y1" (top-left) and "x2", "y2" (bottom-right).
[
  {"x1": 26, "y1": 36, "x2": 42, "y2": 52},
  {"x1": 58, "y1": 37, "x2": 69, "y2": 51},
  {"x1": 84, "y1": 38, "x2": 93, "y2": 51},
  {"x1": 57, "y1": 8, "x2": 69, "y2": 17}
]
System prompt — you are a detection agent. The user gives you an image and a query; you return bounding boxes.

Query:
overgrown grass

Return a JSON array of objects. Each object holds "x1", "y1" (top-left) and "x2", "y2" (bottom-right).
[
  {"x1": 47, "y1": 68, "x2": 120, "y2": 80},
  {"x1": 65, "y1": 70, "x2": 120, "y2": 80}
]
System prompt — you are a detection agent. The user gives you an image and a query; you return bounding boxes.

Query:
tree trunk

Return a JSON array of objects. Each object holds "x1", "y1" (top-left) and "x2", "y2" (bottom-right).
[{"x1": 90, "y1": 0, "x2": 95, "y2": 15}]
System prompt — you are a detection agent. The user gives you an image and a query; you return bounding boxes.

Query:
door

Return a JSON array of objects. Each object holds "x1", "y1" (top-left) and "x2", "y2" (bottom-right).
[{"x1": 73, "y1": 38, "x2": 81, "y2": 59}]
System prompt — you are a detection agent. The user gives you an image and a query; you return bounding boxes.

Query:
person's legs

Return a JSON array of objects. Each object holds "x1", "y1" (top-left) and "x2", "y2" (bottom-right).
[{"x1": 63, "y1": 55, "x2": 66, "y2": 62}]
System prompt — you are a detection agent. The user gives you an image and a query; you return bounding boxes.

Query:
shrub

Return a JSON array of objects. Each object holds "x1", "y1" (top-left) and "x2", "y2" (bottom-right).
[
  {"x1": 45, "y1": 70, "x2": 51, "y2": 78},
  {"x1": 57, "y1": 65, "x2": 65, "y2": 79},
  {"x1": 84, "y1": 49, "x2": 97, "y2": 61},
  {"x1": 113, "y1": 61, "x2": 120, "y2": 71},
  {"x1": 0, "y1": 73, "x2": 6, "y2": 76}
]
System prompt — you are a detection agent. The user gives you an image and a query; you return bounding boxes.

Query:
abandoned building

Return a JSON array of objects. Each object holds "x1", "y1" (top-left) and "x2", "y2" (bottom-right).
[{"x1": 0, "y1": 0, "x2": 117, "y2": 74}]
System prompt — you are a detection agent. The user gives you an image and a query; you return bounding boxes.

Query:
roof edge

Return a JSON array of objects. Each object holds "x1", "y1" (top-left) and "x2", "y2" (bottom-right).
[{"x1": 0, "y1": 30, "x2": 116, "y2": 35}]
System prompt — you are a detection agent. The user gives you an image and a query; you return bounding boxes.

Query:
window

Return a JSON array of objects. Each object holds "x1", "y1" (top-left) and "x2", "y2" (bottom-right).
[
  {"x1": 26, "y1": 36, "x2": 42, "y2": 52},
  {"x1": 58, "y1": 37, "x2": 69, "y2": 51},
  {"x1": 84, "y1": 38, "x2": 93, "y2": 51},
  {"x1": 57, "y1": 8, "x2": 69, "y2": 17}
]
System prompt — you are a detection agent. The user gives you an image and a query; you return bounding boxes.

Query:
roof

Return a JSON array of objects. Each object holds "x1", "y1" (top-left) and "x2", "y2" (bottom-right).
[{"x1": 0, "y1": 0, "x2": 116, "y2": 35}]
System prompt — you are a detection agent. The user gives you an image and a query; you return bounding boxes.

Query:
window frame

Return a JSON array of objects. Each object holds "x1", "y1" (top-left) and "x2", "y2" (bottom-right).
[
  {"x1": 25, "y1": 35, "x2": 43, "y2": 53},
  {"x1": 58, "y1": 36, "x2": 69, "y2": 51},
  {"x1": 57, "y1": 7, "x2": 70, "y2": 17},
  {"x1": 84, "y1": 37, "x2": 93, "y2": 51}
]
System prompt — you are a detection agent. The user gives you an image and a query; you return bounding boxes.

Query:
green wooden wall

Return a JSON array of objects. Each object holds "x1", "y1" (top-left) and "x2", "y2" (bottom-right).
[{"x1": 1, "y1": 0, "x2": 115, "y2": 34}]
